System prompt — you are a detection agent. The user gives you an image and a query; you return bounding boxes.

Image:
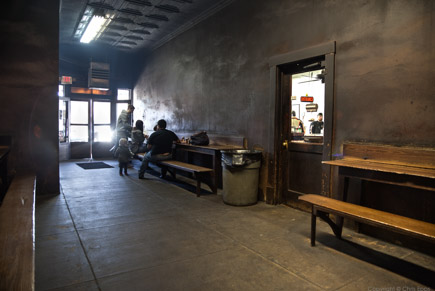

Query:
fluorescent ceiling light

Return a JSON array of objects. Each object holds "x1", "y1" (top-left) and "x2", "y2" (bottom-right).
[{"x1": 80, "y1": 15, "x2": 111, "y2": 43}]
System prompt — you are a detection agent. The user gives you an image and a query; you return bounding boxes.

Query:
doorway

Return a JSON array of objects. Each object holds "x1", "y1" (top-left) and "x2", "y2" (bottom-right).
[
  {"x1": 269, "y1": 42, "x2": 335, "y2": 207},
  {"x1": 69, "y1": 99, "x2": 113, "y2": 159}
]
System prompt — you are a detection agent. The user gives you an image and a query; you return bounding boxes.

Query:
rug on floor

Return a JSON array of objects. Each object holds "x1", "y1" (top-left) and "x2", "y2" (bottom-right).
[{"x1": 76, "y1": 162, "x2": 114, "y2": 170}]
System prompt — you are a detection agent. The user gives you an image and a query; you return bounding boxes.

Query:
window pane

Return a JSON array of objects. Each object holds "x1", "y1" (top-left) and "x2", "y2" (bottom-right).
[
  {"x1": 70, "y1": 125, "x2": 88, "y2": 142},
  {"x1": 94, "y1": 125, "x2": 113, "y2": 142},
  {"x1": 117, "y1": 89, "x2": 130, "y2": 100},
  {"x1": 71, "y1": 101, "x2": 88, "y2": 124},
  {"x1": 94, "y1": 101, "x2": 110, "y2": 124},
  {"x1": 291, "y1": 69, "x2": 325, "y2": 142},
  {"x1": 58, "y1": 85, "x2": 64, "y2": 97},
  {"x1": 59, "y1": 100, "x2": 68, "y2": 143},
  {"x1": 116, "y1": 103, "x2": 128, "y2": 121}
]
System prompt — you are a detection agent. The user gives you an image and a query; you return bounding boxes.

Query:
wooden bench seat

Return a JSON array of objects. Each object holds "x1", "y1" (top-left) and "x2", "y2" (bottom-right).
[
  {"x1": 136, "y1": 153, "x2": 214, "y2": 197},
  {"x1": 299, "y1": 194, "x2": 435, "y2": 246},
  {"x1": 158, "y1": 160, "x2": 213, "y2": 197},
  {"x1": 0, "y1": 173, "x2": 36, "y2": 290}
]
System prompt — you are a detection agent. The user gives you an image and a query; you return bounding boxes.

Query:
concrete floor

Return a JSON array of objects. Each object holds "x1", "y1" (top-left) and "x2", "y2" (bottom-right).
[{"x1": 35, "y1": 159, "x2": 435, "y2": 290}]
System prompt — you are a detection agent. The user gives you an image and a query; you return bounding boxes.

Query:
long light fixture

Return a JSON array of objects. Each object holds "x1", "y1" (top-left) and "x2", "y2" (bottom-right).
[{"x1": 80, "y1": 15, "x2": 112, "y2": 43}]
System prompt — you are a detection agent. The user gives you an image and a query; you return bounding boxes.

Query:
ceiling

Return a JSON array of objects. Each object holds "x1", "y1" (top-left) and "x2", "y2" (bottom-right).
[{"x1": 60, "y1": 0, "x2": 233, "y2": 53}]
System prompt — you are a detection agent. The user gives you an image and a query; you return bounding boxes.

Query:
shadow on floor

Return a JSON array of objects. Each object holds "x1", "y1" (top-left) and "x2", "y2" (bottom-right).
[
  {"x1": 317, "y1": 233, "x2": 435, "y2": 288},
  {"x1": 142, "y1": 163, "x2": 214, "y2": 196}
]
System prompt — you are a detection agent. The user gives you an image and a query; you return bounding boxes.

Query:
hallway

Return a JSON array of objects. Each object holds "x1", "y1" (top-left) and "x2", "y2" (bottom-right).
[{"x1": 35, "y1": 160, "x2": 435, "y2": 290}]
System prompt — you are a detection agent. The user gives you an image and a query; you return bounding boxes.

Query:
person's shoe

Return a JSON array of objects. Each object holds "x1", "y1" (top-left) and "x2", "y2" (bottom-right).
[
  {"x1": 138, "y1": 174, "x2": 145, "y2": 179},
  {"x1": 124, "y1": 172, "x2": 129, "y2": 176},
  {"x1": 119, "y1": 173, "x2": 123, "y2": 176}
]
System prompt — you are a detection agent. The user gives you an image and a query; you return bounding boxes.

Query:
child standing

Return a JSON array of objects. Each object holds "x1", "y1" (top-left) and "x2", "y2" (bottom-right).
[{"x1": 114, "y1": 138, "x2": 134, "y2": 176}]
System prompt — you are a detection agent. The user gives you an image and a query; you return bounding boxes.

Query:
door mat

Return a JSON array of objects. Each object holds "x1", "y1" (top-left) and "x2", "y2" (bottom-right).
[{"x1": 76, "y1": 162, "x2": 114, "y2": 170}]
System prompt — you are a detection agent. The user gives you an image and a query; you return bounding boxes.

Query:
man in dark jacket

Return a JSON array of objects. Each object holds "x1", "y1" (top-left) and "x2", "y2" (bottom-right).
[
  {"x1": 138, "y1": 119, "x2": 179, "y2": 179},
  {"x1": 310, "y1": 113, "x2": 324, "y2": 134}
]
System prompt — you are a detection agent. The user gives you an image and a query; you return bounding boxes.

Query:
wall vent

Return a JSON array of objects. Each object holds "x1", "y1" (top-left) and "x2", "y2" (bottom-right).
[{"x1": 88, "y1": 62, "x2": 110, "y2": 90}]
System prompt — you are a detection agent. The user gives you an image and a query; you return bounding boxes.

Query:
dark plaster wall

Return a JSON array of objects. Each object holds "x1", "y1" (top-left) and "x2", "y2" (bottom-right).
[
  {"x1": 133, "y1": 0, "x2": 435, "y2": 202},
  {"x1": 0, "y1": 0, "x2": 60, "y2": 194}
]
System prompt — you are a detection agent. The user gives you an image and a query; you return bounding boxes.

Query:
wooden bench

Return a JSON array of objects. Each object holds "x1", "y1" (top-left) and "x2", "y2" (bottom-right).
[
  {"x1": 0, "y1": 173, "x2": 36, "y2": 290},
  {"x1": 136, "y1": 134, "x2": 246, "y2": 196},
  {"x1": 158, "y1": 160, "x2": 213, "y2": 197},
  {"x1": 299, "y1": 194, "x2": 435, "y2": 246},
  {"x1": 135, "y1": 153, "x2": 214, "y2": 196}
]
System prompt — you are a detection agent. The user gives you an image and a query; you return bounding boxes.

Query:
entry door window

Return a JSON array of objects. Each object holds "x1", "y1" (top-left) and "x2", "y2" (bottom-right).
[
  {"x1": 93, "y1": 101, "x2": 111, "y2": 142},
  {"x1": 290, "y1": 69, "x2": 325, "y2": 142},
  {"x1": 70, "y1": 101, "x2": 89, "y2": 142}
]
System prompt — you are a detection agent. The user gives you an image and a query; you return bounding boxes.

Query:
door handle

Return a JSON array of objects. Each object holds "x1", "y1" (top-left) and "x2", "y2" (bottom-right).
[{"x1": 282, "y1": 140, "x2": 288, "y2": 150}]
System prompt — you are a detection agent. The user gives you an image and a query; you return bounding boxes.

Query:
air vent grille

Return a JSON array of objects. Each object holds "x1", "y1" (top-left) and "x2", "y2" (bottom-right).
[{"x1": 88, "y1": 62, "x2": 110, "y2": 90}]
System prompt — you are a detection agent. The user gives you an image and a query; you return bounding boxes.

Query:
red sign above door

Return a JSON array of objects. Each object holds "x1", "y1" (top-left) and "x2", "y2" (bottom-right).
[{"x1": 301, "y1": 96, "x2": 314, "y2": 102}]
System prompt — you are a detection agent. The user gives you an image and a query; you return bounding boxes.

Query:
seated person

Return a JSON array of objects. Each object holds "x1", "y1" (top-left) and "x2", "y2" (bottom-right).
[
  {"x1": 130, "y1": 120, "x2": 148, "y2": 155},
  {"x1": 310, "y1": 113, "x2": 324, "y2": 134},
  {"x1": 138, "y1": 119, "x2": 179, "y2": 179}
]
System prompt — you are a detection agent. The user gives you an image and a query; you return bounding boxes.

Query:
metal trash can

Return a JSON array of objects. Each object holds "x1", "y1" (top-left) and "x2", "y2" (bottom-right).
[{"x1": 221, "y1": 150, "x2": 262, "y2": 206}]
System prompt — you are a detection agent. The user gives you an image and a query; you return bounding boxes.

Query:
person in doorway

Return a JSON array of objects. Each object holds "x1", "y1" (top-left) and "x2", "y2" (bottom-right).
[
  {"x1": 116, "y1": 104, "x2": 135, "y2": 141},
  {"x1": 310, "y1": 113, "x2": 324, "y2": 134},
  {"x1": 112, "y1": 104, "x2": 135, "y2": 155},
  {"x1": 291, "y1": 111, "x2": 305, "y2": 134},
  {"x1": 138, "y1": 119, "x2": 179, "y2": 179},
  {"x1": 115, "y1": 138, "x2": 134, "y2": 176},
  {"x1": 130, "y1": 120, "x2": 148, "y2": 156}
]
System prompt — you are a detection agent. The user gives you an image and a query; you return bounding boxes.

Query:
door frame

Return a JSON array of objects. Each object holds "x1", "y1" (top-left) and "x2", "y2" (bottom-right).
[{"x1": 268, "y1": 41, "x2": 336, "y2": 203}]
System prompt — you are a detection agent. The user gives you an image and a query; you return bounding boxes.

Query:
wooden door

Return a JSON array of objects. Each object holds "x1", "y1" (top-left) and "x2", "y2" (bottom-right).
[
  {"x1": 280, "y1": 63, "x2": 325, "y2": 207},
  {"x1": 270, "y1": 43, "x2": 335, "y2": 208}
]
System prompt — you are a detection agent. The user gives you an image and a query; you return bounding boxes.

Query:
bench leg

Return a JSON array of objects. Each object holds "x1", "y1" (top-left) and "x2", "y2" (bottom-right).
[
  {"x1": 161, "y1": 167, "x2": 168, "y2": 178},
  {"x1": 317, "y1": 209, "x2": 343, "y2": 239},
  {"x1": 196, "y1": 179, "x2": 201, "y2": 197},
  {"x1": 194, "y1": 174, "x2": 201, "y2": 197},
  {"x1": 168, "y1": 168, "x2": 176, "y2": 179},
  {"x1": 311, "y1": 208, "x2": 317, "y2": 246}
]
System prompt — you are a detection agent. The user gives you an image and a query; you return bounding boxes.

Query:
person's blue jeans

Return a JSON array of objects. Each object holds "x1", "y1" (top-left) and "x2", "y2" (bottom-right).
[{"x1": 139, "y1": 152, "x2": 172, "y2": 177}]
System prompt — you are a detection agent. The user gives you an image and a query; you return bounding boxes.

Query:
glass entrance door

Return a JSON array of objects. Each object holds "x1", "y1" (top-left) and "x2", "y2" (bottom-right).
[
  {"x1": 92, "y1": 100, "x2": 113, "y2": 158},
  {"x1": 69, "y1": 99, "x2": 113, "y2": 159},
  {"x1": 70, "y1": 100, "x2": 90, "y2": 159}
]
